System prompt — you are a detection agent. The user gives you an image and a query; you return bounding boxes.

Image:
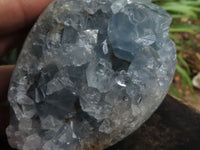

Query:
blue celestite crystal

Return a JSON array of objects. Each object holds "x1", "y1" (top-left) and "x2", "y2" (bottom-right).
[
  {"x1": 108, "y1": 2, "x2": 171, "y2": 61},
  {"x1": 6, "y1": 0, "x2": 177, "y2": 150}
]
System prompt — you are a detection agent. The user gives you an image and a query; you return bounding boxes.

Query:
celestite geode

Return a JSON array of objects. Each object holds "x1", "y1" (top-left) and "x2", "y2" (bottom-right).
[{"x1": 6, "y1": 0, "x2": 177, "y2": 149}]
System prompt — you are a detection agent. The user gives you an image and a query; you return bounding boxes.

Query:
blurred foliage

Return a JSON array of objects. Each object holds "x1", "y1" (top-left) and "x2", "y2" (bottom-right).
[
  {"x1": 1, "y1": 48, "x2": 19, "y2": 65},
  {"x1": 154, "y1": 0, "x2": 200, "y2": 97}
]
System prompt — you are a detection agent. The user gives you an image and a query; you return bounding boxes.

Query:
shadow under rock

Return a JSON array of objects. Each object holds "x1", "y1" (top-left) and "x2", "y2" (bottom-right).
[{"x1": 106, "y1": 95, "x2": 200, "y2": 150}]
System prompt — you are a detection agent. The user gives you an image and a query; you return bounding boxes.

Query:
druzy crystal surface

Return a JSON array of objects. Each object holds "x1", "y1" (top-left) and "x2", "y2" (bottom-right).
[{"x1": 7, "y1": 0, "x2": 177, "y2": 149}]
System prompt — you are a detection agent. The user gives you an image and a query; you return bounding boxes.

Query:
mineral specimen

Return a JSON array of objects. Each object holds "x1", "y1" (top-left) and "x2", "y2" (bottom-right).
[{"x1": 6, "y1": 0, "x2": 177, "y2": 149}]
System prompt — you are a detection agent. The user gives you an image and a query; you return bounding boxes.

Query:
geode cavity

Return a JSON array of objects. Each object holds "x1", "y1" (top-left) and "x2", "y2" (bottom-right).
[{"x1": 6, "y1": 0, "x2": 177, "y2": 150}]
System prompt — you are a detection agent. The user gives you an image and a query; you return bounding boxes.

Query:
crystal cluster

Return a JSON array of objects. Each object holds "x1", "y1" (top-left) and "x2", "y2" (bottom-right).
[{"x1": 6, "y1": 0, "x2": 176, "y2": 149}]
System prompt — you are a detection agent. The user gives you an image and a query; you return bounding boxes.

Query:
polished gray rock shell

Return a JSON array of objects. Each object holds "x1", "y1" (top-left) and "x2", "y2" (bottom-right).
[{"x1": 6, "y1": 0, "x2": 177, "y2": 149}]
